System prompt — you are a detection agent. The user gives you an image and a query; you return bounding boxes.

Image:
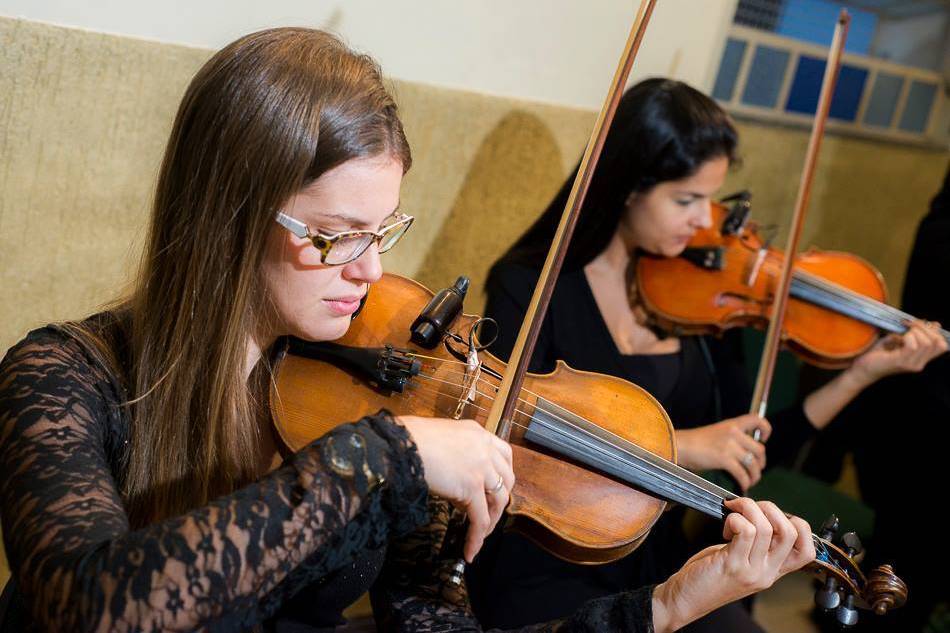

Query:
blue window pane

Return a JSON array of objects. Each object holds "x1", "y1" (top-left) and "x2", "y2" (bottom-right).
[
  {"x1": 785, "y1": 57, "x2": 868, "y2": 121},
  {"x1": 863, "y1": 73, "x2": 904, "y2": 127},
  {"x1": 713, "y1": 38, "x2": 747, "y2": 102},
  {"x1": 830, "y1": 66, "x2": 868, "y2": 121},
  {"x1": 741, "y1": 46, "x2": 790, "y2": 108},
  {"x1": 776, "y1": 0, "x2": 876, "y2": 55},
  {"x1": 898, "y1": 81, "x2": 938, "y2": 133},
  {"x1": 786, "y1": 56, "x2": 825, "y2": 114}
]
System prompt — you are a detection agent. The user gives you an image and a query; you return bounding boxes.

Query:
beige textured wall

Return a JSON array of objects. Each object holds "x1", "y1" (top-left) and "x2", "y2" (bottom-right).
[
  {"x1": 0, "y1": 16, "x2": 947, "y2": 591},
  {"x1": 0, "y1": 18, "x2": 211, "y2": 352}
]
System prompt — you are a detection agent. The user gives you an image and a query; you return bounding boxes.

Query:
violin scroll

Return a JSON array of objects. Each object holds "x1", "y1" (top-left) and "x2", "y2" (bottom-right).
[{"x1": 866, "y1": 564, "x2": 908, "y2": 616}]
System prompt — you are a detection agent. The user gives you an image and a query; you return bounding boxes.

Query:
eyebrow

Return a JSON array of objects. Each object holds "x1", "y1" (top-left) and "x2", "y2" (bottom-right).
[
  {"x1": 673, "y1": 191, "x2": 706, "y2": 198},
  {"x1": 315, "y1": 212, "x2": 372, "y2": 229},
  {"x1": 316, "y1": 203, "x2": 403, "y2": 230}
]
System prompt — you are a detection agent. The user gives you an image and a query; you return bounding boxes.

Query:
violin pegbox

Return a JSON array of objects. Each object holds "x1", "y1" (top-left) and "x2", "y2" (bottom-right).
[{"x1": 811, "y1": 515, "x2": 907, "y2": 627}]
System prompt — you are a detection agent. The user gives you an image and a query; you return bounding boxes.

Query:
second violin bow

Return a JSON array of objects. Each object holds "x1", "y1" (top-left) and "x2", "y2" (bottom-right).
[{"x1": 751, "y1": 9, "x2": 851, "y2": 438}]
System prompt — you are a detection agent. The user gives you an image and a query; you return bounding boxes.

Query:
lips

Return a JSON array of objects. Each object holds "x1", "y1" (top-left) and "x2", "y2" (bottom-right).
[{"x1": 323, "y1": 294, "x2": 364, "y2": 316}]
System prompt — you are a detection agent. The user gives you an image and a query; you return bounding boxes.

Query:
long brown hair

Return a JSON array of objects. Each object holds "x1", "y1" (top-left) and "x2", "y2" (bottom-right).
[{"x1": 111, "y1": 28, "x2": 410, "y2": 526}]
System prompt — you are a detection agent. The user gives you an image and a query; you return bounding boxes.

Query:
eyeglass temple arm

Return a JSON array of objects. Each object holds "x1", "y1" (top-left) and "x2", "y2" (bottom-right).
[{"x1": 275, "y1": 212, "x2": 309, "y2": 239}]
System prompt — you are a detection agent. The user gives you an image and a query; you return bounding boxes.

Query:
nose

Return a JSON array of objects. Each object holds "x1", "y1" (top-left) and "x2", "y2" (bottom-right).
[
  {"x1": 342, "y1": 242, "x2": 383, "y2": 284},
  {"x1": 695, "y1": 200, "x2": 713, "y2": 229}
]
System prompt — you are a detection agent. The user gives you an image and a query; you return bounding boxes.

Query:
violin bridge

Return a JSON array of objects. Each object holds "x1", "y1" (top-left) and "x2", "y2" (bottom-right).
[
  {"x1": 745, "y1": 247, "x2": 768, "y2": 287},
  {"x1": 453, "y1": 345, "x2": 481, "y2": 419}
]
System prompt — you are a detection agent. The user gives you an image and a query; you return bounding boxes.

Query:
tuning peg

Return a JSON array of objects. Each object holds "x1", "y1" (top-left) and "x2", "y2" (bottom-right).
[
  {"x1": 866, "y1": 564, "x2": 908, "y2": 615},
  {"x1": 840, "y1": 532, "x2": 864, "y2": 558},
  {"x1": 835, "y1": 593, "x2": 859, "y2": 627},
  {"x1": 815, "y1": 576, "x2": 841, "y2": 610},
  {"x1": 819, "y1": 515, "x2": 839, "y2": 541}
]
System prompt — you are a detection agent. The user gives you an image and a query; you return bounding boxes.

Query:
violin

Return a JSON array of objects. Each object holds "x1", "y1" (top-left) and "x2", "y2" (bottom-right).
[
  {"x1": 636, "y1": 195, "x2": 950, "y2": 369},
  {"x1": 269, "y1": 272, "x2": 907, "y2": 625}
]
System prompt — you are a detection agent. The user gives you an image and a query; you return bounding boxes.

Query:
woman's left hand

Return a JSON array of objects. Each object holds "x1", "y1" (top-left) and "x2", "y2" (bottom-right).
[
  {"x1": 847, "y1": 320, "x2": 948, "y2": 387},
  {"x1": 651, "y1": 498, "x2": 815, "y2": 632}
]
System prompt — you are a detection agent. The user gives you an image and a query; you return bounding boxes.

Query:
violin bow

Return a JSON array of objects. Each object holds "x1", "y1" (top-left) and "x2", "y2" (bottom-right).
[
  {"x1": 484, "y1": 0, "x2": 657, "y2": 439},
  {"x1": 750, "y1": 10, "x2": 851, "y2": 434},
  {"x1": 441, "y1": 0, "x2": 658, "y2": 586}
]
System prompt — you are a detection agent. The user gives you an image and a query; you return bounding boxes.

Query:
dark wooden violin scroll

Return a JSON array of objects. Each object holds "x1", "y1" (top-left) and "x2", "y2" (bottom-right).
[{"x1": 866, "y1": 565, "x2": 908, "y2": 616}]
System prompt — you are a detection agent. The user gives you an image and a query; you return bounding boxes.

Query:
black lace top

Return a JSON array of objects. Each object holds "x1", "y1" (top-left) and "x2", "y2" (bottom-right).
[{"x1": 0, "y1": 316, "x2": 656, "y2": 632}]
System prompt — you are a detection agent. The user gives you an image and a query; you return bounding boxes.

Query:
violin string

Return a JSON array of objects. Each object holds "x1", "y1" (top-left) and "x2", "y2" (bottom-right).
[
  {"x1": 760, "y1": 259, "x2": 904, "y2": 328},
  {"x1": 408, "y1": 362, "x2": 588, "y2": 426},
  {"x1": 793, "y1": 269, "x2": 909, "y2": 328},
  {"x1": 406, "y1": 368, "x2": 735, "y2": 511},
  {"x1": 397, "y1": 367, "x2": 833, "y2": 554},
  {"x1": 406, "y1": 352, "x2": 471, "y2": 367},
  {"x1": 756, "y1": 255, "x2": 895, "y2": 322},
  {"x1": 758, "y1": 258, "x2": 920, "y2": 332},
  {"x1": 407, "y1": 353, "x2": 550, "y2": 403},
  {"x1": 794, "y1": 269, "x2": 950, "y2": 339}
]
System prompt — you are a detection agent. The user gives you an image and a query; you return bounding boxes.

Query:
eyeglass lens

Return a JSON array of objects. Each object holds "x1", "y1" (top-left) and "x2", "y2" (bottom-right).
[
  {"x1": 322, "y1": 218, "x2": 410, "y2": 265},
  {"x1": 324, "y1": 234, "x2": 375, "y2": 265}
]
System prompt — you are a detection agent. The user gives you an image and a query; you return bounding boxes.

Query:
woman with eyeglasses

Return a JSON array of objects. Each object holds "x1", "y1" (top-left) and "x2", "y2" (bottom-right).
[
  {"x1": 467, "y1": 78, "x2": 946, "y2": 632},
  {"x1": 0, "y1": 30, "x2": 817, "y2": 632}
]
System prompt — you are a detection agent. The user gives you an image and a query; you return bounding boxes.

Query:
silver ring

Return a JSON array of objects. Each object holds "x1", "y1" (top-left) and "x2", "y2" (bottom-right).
[
  {"x1": 741, "y1": 452, "x2": 755, "y2": 468},
  {"x1": 485, "y1": 474, "x2": 505, "y2": 495}
]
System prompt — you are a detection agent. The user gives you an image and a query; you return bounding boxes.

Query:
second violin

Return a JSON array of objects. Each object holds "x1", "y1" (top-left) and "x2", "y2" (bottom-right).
[{"x1": 636, "y1": 194, "x2": 950, "y2": 368}]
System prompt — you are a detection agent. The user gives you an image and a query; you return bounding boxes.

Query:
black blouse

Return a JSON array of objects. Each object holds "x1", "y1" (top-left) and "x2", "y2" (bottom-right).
[{"x1": 0, "y1": 313, "x2": 657, "y2": 633}]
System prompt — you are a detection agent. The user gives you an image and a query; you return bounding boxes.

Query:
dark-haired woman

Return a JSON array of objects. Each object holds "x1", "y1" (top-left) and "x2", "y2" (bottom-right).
[
  {"x1": 468, "y1": 78, "x2": 946, "y2": 632},
  {"x1": 0, "y1": 31, "x2": 817, "y2": 633}
]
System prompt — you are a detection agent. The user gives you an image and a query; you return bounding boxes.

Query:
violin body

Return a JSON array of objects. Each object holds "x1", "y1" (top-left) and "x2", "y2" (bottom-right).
[
  {"x1": 270, "y1": 273, "x2": 675, "y2": 564},
  {"x1": 637, "y1": 202, "x2": 888, "y2": 368}
]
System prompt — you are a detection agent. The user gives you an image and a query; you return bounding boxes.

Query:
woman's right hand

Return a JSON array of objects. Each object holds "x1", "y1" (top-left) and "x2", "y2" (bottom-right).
[
  {"x1": 651, "y1": 498, "x2": 815, "y2": 633},
  {"x1": 397, "y1": 416, "x2": 514, "y2": 563},
  {"x1": 675, "y1": 415, "x2": 771, "y2": 491}
]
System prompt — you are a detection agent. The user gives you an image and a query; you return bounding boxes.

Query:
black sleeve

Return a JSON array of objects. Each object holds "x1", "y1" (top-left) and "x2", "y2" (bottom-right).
[
  {"x1": 483, "y1": 264, "x2": 558, "y2": 373},
  {"x1": 901, "y1": 163, "x2": 950, "y2": 323},
  {"x1": 765, "y1": 402, "x2": 818, "y2": 466},
  {"x1": 0, "y1": 328, "x2": 429, "y2": 632}
]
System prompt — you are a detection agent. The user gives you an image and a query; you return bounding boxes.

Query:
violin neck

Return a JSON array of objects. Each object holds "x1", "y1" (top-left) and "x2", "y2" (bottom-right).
[{"x1": 790, "y1": 271, "x2": 950, "y2": 345}]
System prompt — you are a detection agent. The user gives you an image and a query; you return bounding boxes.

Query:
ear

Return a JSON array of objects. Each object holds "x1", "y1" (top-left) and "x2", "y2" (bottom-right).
[{"x1": 624, "y1": 187, "x2": 649, "y2": 215}]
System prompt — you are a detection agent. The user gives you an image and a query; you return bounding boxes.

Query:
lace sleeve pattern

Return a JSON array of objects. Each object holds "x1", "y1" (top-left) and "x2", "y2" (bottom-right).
[{"x1": 0, "y1": 327, "x2": 428, "y2": 632}]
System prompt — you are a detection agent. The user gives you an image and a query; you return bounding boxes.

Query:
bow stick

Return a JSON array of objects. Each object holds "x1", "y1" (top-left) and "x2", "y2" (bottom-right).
[
  {"x1": 485, "y1": 0, "x2": 657, "y2": 439},
  {"x1": 441, "y1": 0, "x2": 658, "y2": 587},
  {"x1": 751, "y1": 10, "x2": 851, "y2": 437}
]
